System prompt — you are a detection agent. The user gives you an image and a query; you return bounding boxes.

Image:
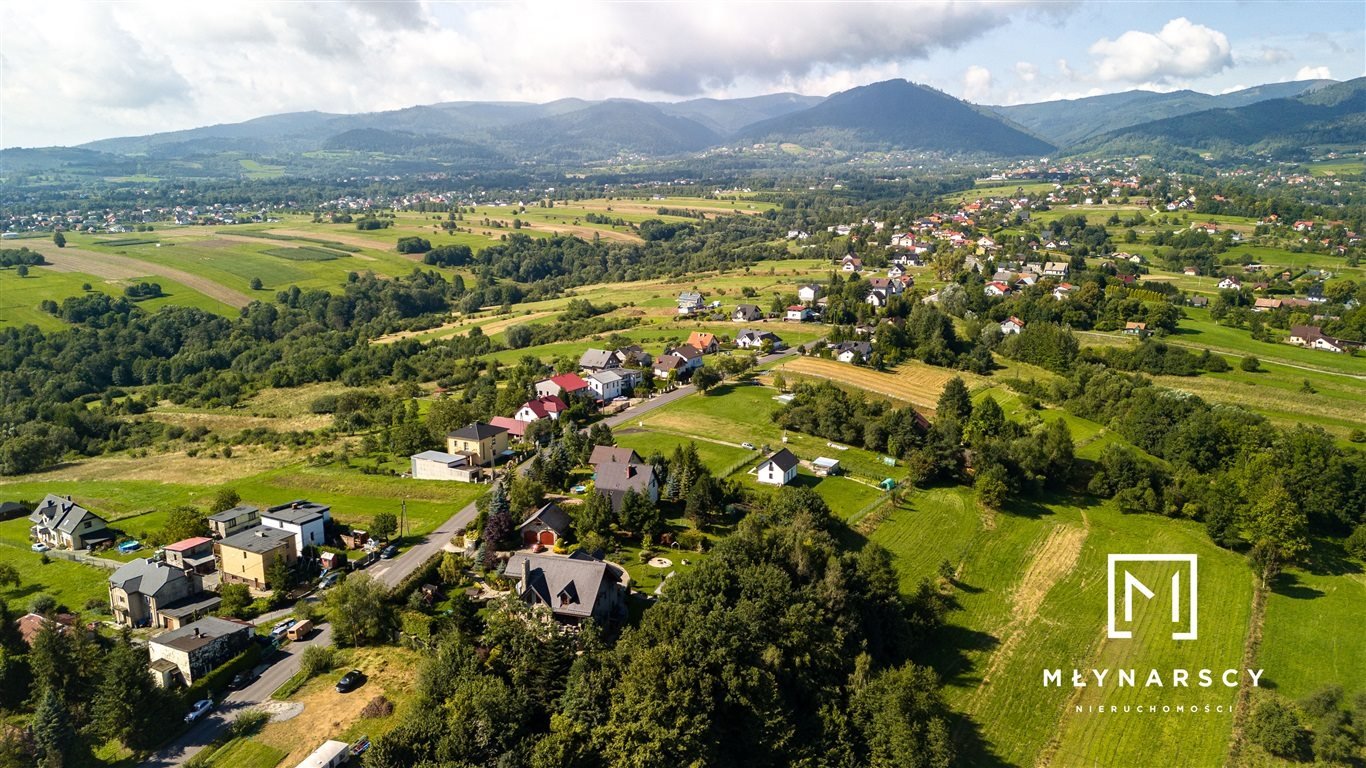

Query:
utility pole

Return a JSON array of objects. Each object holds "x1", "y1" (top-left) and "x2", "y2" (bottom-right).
[{"x1": 401, "y1": 499, "x2": 407, "y2": 540}]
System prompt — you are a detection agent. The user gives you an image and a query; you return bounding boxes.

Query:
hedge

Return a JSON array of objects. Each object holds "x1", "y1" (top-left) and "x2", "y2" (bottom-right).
[{"x1": 184, "y1": 642, "x2": 262, "y2": 703}]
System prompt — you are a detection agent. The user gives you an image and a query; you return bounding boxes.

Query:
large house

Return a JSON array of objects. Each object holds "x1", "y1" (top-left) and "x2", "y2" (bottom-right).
[
  {"x1": 594, "y1": 461, "x2": 660, "y2": 514},
  {"x1": 29, "y1": 495, "x2": 112, "y2": 551},
  {"x1": 587, "y1": 369, "x2": 629, "y2": 402},
  {"x1": 535, "y1": 373, "x2": 591, "y2": 400},
  {"x1": 207, "y1": 505, "x2": 260, "y2": 540},
  {"x1": 578, "y1": 348, "x2": 621, "y2": 371},
  {"x1": 147, "y1": 616, "x2": 254, "y2": 688},
  {"x1": 215, "y1": 526, "x2": 298, "y2": 590},
  {"x1": 517, "y1": 503, "x2": 571, "y2": 547},
  {"x1": 589, "y1": 445, "x2": 643, "y2": 467},
  {"x1": 685, "y1": 332, "x2": 719, "y2": 354},
  {"x1": 1288, "y1": 325, "x2": 1346, "y2": 353},
  {"x1": 446, "y1": 422, "x2": 511, "y2": 467},
  {"x1": 108, "y1": 558, "x2": 219, "y2": 629},
  {"x1": 1043, "y1": 261, "x2": 1069, "y2": 277},
  {"x1": 797, "y1": 285, "x2": 822, "y2": 304},
  {"x1": 732, "y1": 304, "x2": 763, "y2": 322},
  {"x1": 755, "y1": 449, "x2": 799, "y2": 486},
  {"x1": 515, "y1": 395, "x2": 567, "y2": 423},
  {"x1": 505, "y1": 552, "x2": 626, "y2": 626},
  {"x1": 262, "y1": 500, "x2": 331, "y2": 554},
  {"x1": 668, "y1": 344, "x2": 704, "y2": 372}
]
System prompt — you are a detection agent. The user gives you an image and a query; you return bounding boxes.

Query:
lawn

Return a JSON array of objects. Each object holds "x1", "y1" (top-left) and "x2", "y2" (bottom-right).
[
  {"x1": 0, "y1": 540, "x2": 113, "y2": 615},
  {"x1": 869, "y1": 488, "x2": 1261, "y2": 767},
  {"x1": 206, "y1": 737, "x2": 286, "y2": 768},
  {"x1": 0, "y1": 266, "x2": 235, "y2": 330}
]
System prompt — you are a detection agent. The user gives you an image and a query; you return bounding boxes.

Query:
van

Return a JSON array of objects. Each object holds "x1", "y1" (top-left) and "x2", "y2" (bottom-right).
[{"x1": 286, "y1": 619, "x2": 313, "y2": 641}]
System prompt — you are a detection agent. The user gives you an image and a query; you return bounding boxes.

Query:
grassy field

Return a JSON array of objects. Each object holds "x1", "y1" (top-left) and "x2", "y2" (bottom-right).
[
  {"x1": 0, "y1": 265, "x2": 236, "y2": 329},
  {"x1": 205, "y1": 737, "x2": 286, "y2": 768}
]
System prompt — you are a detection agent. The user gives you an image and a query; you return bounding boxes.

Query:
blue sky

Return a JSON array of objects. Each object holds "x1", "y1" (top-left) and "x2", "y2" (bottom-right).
[{"x1": 1, "y1": 1, "x2": 1362, "y2": 148}]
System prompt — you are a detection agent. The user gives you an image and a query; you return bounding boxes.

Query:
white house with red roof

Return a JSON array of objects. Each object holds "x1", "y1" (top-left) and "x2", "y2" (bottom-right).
[
  {"x1": 984, "y1": 281, "x2": 1011, "y2": 297},
  {"x1": 999, "y1": 317, "x2": 1025, "y2": 335},
  {"x1": 515, "y1": 395, "x2": 567, "y2": 423},
  {"x1": 535, "y1": 373, "x2": 590, "y2": 400}
]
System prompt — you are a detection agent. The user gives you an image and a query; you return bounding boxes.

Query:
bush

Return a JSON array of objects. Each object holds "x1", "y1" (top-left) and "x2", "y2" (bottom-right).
[
  {"x1": 1240, "y1": 356, "x2": 1261, "y2": 372},
  {"x1": 1247, "y1": 696, "x2": 1306, "y2": 757},
  {"x1": 396, "y1": 236, "x2": 432, "y2": 254},
  {"x1": 29, "y1": 594, "x2": 57, "y2": 614},
  {"x1": 299, "y1": 645, "x2": 337, "y2": 678},
  {"x1": 1346, "y1": 524, "x2": 1366, "y2": 560}
]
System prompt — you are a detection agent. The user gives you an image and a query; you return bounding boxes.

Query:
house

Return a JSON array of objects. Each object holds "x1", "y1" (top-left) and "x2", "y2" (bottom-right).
[
  {"x1": 887, "y1": 264, "x2": 904, "y2": 278},
  {"x1": 589, "y1": 445, "x2": 643, "y2": 467},
  {"x1": 677, "y1": 291, "x2": 705, "y2": 315},
  {"x1": 755, "y1": 449, "x2": 799, "y2": 486},
  {"x1": 207, "y1": 505, "x2": 260, "y2": 540},
  {"x1": 147, "y1": 616, "x2": 254, "y2": 687},
  {"x1": 163, "y1": 537, "x2": 216, "y2": 575},
  {"x1": 732, "y1": 304, "x2": 763, "y2": 322},
  {"x1": 834, "y1": 341, "x2": 872, "y2": 364},
  {"x1": 108, "y1": 557, "x2": 219, "y2": 629},
  {"x1": 865, "y1": 289, "x2": 890, "y2": 308},
  {"x1": 505, "y1": 552, "x2": 625, "y2": 626},
  {"x1": 1306, "y1": 284, "x2": 1327, "y2": 304},
  {"x1": 735, "y1": 329, "x2": 782, "y2": 350},
  {"x1": 1217, "y1": 276, "x2": 1242, "y2": 290},
  {"x1": 594, "y1": 461, "x2": 660, "y2": 513},
  {"x1": 411, "y1": 450, "x2": 482, "y2": 482},
  {"x1": 652, "y1": 355, "x2": 684, "y2": 379},
  {"x1": 785, "y1": 305, "x2": 812, "y2": 322},
  {"x1": 1288, "y1": 325, "x2": 1345, "y2": 352},
  {"x1": 535, "y1": 373, "x2": 591, "y2": 400},
  {"x1": 669, "y1": 344, "x2": 704, "y2": 371},
  {"x1": 685, "y1": 332, "x2": 719, "y2": 354},
  {"x1": 984, "y1": 281, "x2": 1011, "y2": 297},
  {"x1": 1052, "y1": 283, "x2": 1076, "y2": 301},
  {"x1": 587, "y1": 369, "x2": 628, "y2": 402},
  {"x1": 28, "y1": 495, "x2": 113, "y2": 551},
  {"x1": 1043, "y1": 261, "x2": 1069, "y2": 277},
  {"x1": 578, "y1": 348, "x2": 621, "y2": 372},
  {"x1": 215, "y1": 527, "x2": 298, "y2": 590},
  {"x1": 1253, "y1": 297, "x2": 1283, "y2": 312},
  {"x1": 1183, "y1": 266, "x2": 1200, "y2": 276},
  {"x1": 999, "y1": 316, "x2": 1025, "y2": 335},
  {"x1": 797, "y1": 285, "x2": 822, "y2": 304},
  {"x1": 614, "y1": 345, "x2": 652, "y2": 367},
  {"x1": 0, "y1": 501, "x2": 29, "y2": 520},
  {"x1": 446, "y1": 422, "x2": 511, "y2": 467},
  {"x1": 841, "y1": 256, "x2": 862, "y2": 272},
  {"x1": 1189, "y1": 295, "x2": 1209, "y2": 308},
  {"x1": 517, "y1": 503, "x2": 571, "y2": 547},
  {"x1": 294, "y1": 741, "x2": 352, "y2": 768},
  {"x1": 1123, "y1": 322, "x2": 1150, "y2": 337},
  {"x1": 515, "y1": 395, "x2": 567, "y2": 423},
  {"x1": 262, "y1": 500, "x2": 331, "y2": 553},
  {"x1": 812, "y1": 457, "x2": 841, "y2": 476},
  {"x1": 491, "y1": 416, "x2": 529, "y2": 442},
  {"x1": 14, "y1": 612, "x2": 77, "y2": 647}
]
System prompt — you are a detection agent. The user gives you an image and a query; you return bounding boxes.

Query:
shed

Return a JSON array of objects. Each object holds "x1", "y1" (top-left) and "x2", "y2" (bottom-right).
[{"x1": 812, "y1": 457, "x2": 841, "y2": 476}]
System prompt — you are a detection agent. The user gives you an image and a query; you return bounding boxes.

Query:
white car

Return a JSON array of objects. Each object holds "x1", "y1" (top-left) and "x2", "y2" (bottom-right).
[
  {"x1": 30, "y1": 543, "x2": 50, "y2": 553},
  {"x1": 184, "y1": 698, "x2": 214, "y2": 724}
]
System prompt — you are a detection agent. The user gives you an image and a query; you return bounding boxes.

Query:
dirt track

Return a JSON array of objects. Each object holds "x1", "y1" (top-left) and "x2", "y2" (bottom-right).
[{"x1": 28, "y1": 241, "x2": 251, "y2": 308}]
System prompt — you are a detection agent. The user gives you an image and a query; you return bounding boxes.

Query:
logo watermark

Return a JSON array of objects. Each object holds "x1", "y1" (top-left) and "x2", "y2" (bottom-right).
[{"x1": 1107, "y1": 553, "x2": 1197, "y2": 641}]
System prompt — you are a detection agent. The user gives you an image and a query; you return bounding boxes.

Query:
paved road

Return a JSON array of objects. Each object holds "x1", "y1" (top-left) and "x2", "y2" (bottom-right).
[{"x1": 143, "y1": 624, "x2": 334, "y2": 768}]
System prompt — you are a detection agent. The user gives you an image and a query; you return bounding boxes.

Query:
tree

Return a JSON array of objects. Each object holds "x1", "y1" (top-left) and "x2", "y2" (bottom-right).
[
  {"x1": 93, "y1": 631, "x2": 167, "y2": 750},
  {"x1": 936, "y1": 377, "x2": 972, "y2": 422},
  {"x1": 618, "y1": 490, "x2": 660, "y2": 537},
  {"x1": 267, "y1": 554, "x2": 296, "y2": 595},
  {"x1": 571, "y1": 490, "x2": 612, "y2": 539},
  {"x1": 1247, "y1": 696, "x2": 1305, "y2": 757},
  {"x1": 692, "y1": 367, "x2": 722, "y2": 394},
  {"x1": 15, "y1": 265, "x2": 27, "y2": 278},
  {"x1": 0, "y1": 563, "x2": 18, "y2": 590},
  {"x1": 684, "y1": 474, "x2": 724, "y2": 526},
  {"x1": 506, "y1": 324, "x2": 533, "y2": 349},
  {"x1": 31, "y1": 687, "x2": 74, "y2": 768},
  {"x1": 371, "y1": 512, "x2": 398, "y2": 541},
  {"x1": 250, "y1": 277, "x2": 264, "y2": 290},
  {"x1": 210, "y1": 488, "x2": 241, "y2": 514},
  {"x1": 217, "y1": 583, "x2": 252, "y2": 618},
  {"x1": 52, "y1": 232, "x2": 65, "y2": 248},
  {"x1": 975, "y1": 463, "x2": 1009, "y2": 510},
  {"x1": 1241, "y1": 356, "x2": 1261, "y2": 372},
  {"x1": 325, "y1": 574, "x2": 394, "y2": 646},
  {"x1": 160, "y1": 505, "x2": 209, "y2": 543},
  {"x1": 851, "y1": 663, "x2": 954, "y2": 768},
  {"x1": 1243, "y1": 483, "x2": 1309, "y2": 587},
  {"x1": 482, "y1": 482, "x2": 513, "y2": 558}
]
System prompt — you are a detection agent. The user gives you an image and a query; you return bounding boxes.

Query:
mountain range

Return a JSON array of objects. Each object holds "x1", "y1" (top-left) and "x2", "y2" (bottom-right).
[{"x1": 4, "y1": 77, "x2": 1362, "y2": 180}]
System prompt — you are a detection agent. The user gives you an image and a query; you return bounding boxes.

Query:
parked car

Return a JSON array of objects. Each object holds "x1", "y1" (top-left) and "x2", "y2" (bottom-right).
[
  {"x1": 320, "y1": 571, "x2": 342, "y2": 589},
  {"x1": 229, "y1": 668, "x2": 258, "y2": 690},
  {"x1": 184, "y1": 698, "x2": 214, "y2": 724},
  {"x1": 336, "y1": 669, "x2": 365, "y2": 693},
  {"x1": 269, "y1": 619, "x2": 297, "y2": 639},
  {"x1": 740, "y1": 442, "x2": 755, "y2": 450},
  {"x1": 30, "y1": 543, "x2": 49, "y2": 553},
  {"x1": 380, "y1": 545, "x2": 398, "y2": 560}
]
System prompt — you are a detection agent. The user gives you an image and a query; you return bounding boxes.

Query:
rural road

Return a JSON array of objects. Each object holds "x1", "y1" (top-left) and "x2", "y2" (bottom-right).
[{"x1": 142, "y1": 623, "x2": 334, "y2": 768}]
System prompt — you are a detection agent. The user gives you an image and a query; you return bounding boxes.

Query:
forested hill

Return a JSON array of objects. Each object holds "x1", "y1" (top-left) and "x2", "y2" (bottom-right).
[{"x1": 736, "y1": 79, "x2": 1055, "y2": 156}]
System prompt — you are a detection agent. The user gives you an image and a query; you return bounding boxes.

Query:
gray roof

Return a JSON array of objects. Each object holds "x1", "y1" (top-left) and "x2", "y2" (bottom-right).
[
  {"x1": 733, "y1": 304, "x2": 762, "y2": 318},
  {"x1": 29, "y1": 494, "x2": 106, "y2": 534},
  {"x1": 109, "y1": 558, "x2": 189, "y2": 600},
  {"x1": 578, "y1": 348, "x2": 617, "y2": 369},
  {"x1": 506, "y1": 553, "x2": 615, "y2": 620},
  {"x1": 517, "y1": 503, "x2": 571, "y2": 535},
  {"x1": 448, "y1": 422, "x2": 509, "y2": 441},
  {"x1": 760, "y1": 448, "x2": 800, "y2": 472},
  {"x1": 671, "y1": 344, "x2": 701, "y2": 361},
  {"x1": 264, "y1": 500, "x2": 329, "y2": 525},
  {"x1": 588, "y1": 369, "x2": 622, "y2": 385},
  {"x1": 411, "y1": 450, "x2": 465, "y2": 465},
  {"x1": 737, "y1": 329, "x2": 780, "y2": 344},
  {"x1": 595, "y1": 462, "x2": 656, "y2": 496},
  {"x1": 678, "y1": 291, "x2": 703, "y2": 303},
  {"x1": 219, "y1": 526, "x2": 295, "y2": 555},
  {"x1": 157, "y1": 592, "x2": 222, "y2": 619},
  {"x1": 208, "y1": 505, "x2": 259, "y2": 524},
  {"x1": 150, "y1": 616, "x2": 251, "y2": 654},
  {"x1": 589, "y1": 445, "x2": 642, "y2": 466}
]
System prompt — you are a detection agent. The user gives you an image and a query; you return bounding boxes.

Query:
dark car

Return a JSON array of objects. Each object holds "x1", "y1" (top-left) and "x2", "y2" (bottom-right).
[
  {"x1": 229, "y1": 668, "x2": 258, "y2": 690},
  {"x1": 336, "y1": 669, "x2": 365, "y2": 693},
  {"x1": 380, "y1": 545, "x2": 398, "y2": 559}
]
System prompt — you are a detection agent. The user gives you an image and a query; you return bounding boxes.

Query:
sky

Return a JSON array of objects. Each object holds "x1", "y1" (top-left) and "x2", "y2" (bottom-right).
[{"x1": 1, "y1": 0, "x2": 1362, "y2": 148}]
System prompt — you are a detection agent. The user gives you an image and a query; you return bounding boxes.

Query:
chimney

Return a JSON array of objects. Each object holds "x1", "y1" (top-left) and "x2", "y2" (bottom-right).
[
  {"x1": 520, "y1": 557, "x2": 530, "y2": 592},
  {"x1": 626, "y1": 465, "x2": 636, "y2": 478},
  {"x1": 193, "y1": 627, "x2": 200, "y2": 638}
]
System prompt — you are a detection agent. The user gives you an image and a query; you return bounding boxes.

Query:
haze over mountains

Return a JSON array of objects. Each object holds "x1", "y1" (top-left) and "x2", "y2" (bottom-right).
[{"x1": 4, "y1": 77, "x2": 1362, "y2": 179}]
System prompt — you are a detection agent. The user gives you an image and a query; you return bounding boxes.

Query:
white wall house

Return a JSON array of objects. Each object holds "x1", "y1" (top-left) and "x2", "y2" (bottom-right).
[
  {"x1": 261, "y1": 500, "x2": 331, "y2": 553},
  {"x1": 755, "y1": 449, "x2": 799, "y2": 486}
]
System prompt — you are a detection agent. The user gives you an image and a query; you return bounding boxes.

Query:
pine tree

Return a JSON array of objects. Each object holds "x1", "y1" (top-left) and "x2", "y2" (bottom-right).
[
  {"x1": 93, "y1": 631, "x2": 166, "y2": 750},
  {"x1": 31, "y1": 687, "x2": 73, "y2": 768},
  {"x1": 483, "y1": 482, "x2": 513, "y2": 552}
]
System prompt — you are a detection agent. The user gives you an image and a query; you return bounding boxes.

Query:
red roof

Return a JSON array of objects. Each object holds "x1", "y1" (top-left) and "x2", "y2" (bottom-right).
[
  {"x1": 546, "y1": 373, "x2": 589, "y2": 392},
  {"x1": 519, "y1": 395, "x2": 567, "y2": 420},
  {"x1": 164, "y1": 536, "x2": 212, "y2": 552},
  {"x1": 787, "y1": 305, "x2": 807, "y2": 312},
  {"x1": 490, "y1": 416, "x2": 527, "y2": 438}
]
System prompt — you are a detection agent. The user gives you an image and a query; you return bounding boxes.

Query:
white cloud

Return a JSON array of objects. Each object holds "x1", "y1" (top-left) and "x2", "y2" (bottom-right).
[
  {"x1": 962, "y1": 66, "x2": 993, "y2": 102},
  {"x1": 1015, "y1": 62, "x2": 1039, "y2": 82},
  {"x1": 1088, "y1": 18, "x2": 1232, "y2": 83},
  {"x1": 0, "y1": 0, "x2": 1075, "y2": 147},
  {"x1": 1295, "y1": 65, "x2": 1333, "y2": 80}
]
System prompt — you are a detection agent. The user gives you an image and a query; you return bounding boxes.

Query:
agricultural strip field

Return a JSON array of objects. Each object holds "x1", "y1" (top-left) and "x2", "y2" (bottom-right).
[
  {"x1": 770, "y1": 356, "x2": 973, "y2": 412},
  {"x1": 21, "y1": 239, "x2": 253, "y2": 307}
]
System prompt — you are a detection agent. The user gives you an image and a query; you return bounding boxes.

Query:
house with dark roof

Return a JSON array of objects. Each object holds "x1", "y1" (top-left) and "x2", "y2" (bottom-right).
[
  {"x1": 735, "y1": 329, "x2": 783, "y2": 350},
  {"x1": 755, "y1": 449, "x2": 799, "y2": 486},
  {"x1": 732, "y1": 304, "x2": 763, "y2": 322},
  {"x1": 833, "y1": 341, "x2": 873, "y2": 364},
  {"x1": 535, "y1": 373, "x2": 591, "y2": 400},
  {"x1": 147, "y1": 616, "x2": 253, "y2": 687},
  {"x1": 207, "y1": 505, "x2": 260, "y2": 539},
  {"x1": 677, "y1": 291, "x2": 705, "y2": 315},
  {"x1": 262, "y1": 500, "x2": 331, "y2": 553},
  {"x1": 28, "y1": 494, "x2": 112, "y2": 551},
  {"x1": 669, "y1": 344, "x2": 704, "y2": 371},
  {"x1": 108, "y1": 557, "x2": 219, "y2": 629},
  {"x1": 594, "y1": 462, "x2": 659, "y2": 514},
  {"x1": 517, "y1": 503, "x2": 572, "y2": 547},
  {"x1": 614, "y1": 345, "x2": 652, "y2": 367},
  {"x1": 215, "y1": 526, "x2": 298, "y2": 590},
  {"x1": 505, "y1": 552, "x2": 625, "y2": 625},
  {"x1": 578, "y1": 348, "x2": 621, "y2": 372},
  {"x1": 652, "y1": 355, "x2": 684, "y2": 379},
  {"x1": 589, "y1": 445, "x2": 643, "y2": 467},
  {"x1": 446, "y1": 422, "x2": 511, "y2": 467}
]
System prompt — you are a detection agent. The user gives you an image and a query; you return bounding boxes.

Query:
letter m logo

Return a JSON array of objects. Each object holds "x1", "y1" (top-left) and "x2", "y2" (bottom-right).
[{"x1": 1107, "y1": 554, "x2": 1198, "y2": 641}]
